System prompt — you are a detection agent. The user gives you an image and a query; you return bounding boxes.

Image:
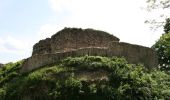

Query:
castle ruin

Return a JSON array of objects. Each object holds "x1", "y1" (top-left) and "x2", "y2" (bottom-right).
[{"x1": 21, "y1": 28, "x2": 158, "y2": 73}]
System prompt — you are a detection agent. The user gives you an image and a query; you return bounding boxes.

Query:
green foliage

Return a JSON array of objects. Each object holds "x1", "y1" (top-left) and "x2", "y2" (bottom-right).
[
  {"x1": 0, "y1": 56, "x2": 170, "y2": 100},
  {"x1": 0, "y1": 61, "x2": 23, "y2": 87},
  {"x1": 164, "y1": 18, "x2": 170, "y2": 33},
  {"x1": 152, "y1": 33, "x2": 170, "y2": 71},
  {"x1": 61, "y1": 56, "x2": 127, "y2": 71}
]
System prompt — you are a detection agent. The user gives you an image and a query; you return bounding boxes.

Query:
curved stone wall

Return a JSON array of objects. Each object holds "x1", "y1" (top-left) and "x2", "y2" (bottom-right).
[
  {"x1": 32, "y1": 28, "x2": 119, "y2": 55},
  {"x1": 21, "y1": 43, "x2": 158, "y2": 73},
  {"x1": 109, "y1": 42, "x2": 158, "y2": 68},
  {"x1": 21, "y1": 28, "x2": 158, "y2": 73}
]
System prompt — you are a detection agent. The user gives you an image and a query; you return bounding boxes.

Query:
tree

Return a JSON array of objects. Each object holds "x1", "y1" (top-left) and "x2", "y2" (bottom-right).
[
  {"x1": 145, "y1": 0, "x2": 170, "y2": 30},
  {"x1": 147, "y1": 1, "x2": 170, "y2": 71},
  {"x1": 164, "y1": 18, "x2": 170, "y2": 33},
  {"x1": 146, "y1": 0, "x2": 170, "y2": 10},
  {"x1": 152, "y1": 33, "x2": 170, "y2": 71},
  {"x1": 152, "y1": 18, "x2": 170, "y2": 71}
]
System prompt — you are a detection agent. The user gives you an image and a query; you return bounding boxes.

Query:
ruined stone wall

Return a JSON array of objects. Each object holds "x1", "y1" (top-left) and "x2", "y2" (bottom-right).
[
  {"x1": 21, "y1": 43, "x2": 158, "y2": 73},
  {"x1": 21, "y1": 47, "x2": 109, "y2": 73},
  {"x1": 32, "y1": 28, "x2": 119, "y2": 55},
  {"x1": 33, "y1": 38, "x2": 51, "y2": 55},
  {"x1": 22, "y1": 28, "x2": 158, "y2": 73},
  {"x1": 109, "y1": 42, "x2": 158, "y2": 69}
]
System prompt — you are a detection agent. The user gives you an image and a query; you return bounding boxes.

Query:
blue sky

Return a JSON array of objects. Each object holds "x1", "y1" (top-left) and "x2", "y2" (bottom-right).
[
  {"x1": 0, "y1": 0, "x2": 54, "y2": 63},
  {"x1": 0, "y1": 0, "x2": 165, "y2": 63},
  {"x1": 0, "y1": 0, "x2": 53, "y2": 36}
]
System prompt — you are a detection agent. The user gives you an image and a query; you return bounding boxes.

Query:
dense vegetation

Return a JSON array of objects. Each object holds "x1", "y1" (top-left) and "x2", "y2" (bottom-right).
[
  {"x1": 153, "y1": 32, "x2": 170, "y2": 71},
  {"x1": 164, "y1": 18, "x2": 170, "y2": 34},
  {"x1": 152, "y1": 18, "x2": 170, "y2": 71},
  {"x1": 0, "y1": 56, "x2": 170, "y2": 100}
]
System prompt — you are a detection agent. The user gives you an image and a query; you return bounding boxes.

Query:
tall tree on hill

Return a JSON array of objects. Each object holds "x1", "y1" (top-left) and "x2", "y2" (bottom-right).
[
  {"x1": 148, "y1": 0, "x2": 170, "y2": 71},
  {"x1": 152, "y1": 18, "x2": 170, "y2": 71}
]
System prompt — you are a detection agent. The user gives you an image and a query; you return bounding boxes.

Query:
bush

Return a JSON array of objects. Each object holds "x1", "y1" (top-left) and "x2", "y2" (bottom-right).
[{"x1": 0, "y1": 56, "x2": 170, "y2": 100}]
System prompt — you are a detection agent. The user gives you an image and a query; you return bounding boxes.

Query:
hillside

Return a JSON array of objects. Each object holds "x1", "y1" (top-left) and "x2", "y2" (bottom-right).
[{"x1": 0, "y1": 56, "x2": 170, "y2": 100}]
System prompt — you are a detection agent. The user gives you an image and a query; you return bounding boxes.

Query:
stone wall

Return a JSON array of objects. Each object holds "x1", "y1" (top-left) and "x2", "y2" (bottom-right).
[
  {"x1": 21, "y1": 47, "x2": 109, "y2": 73},
  {"x1": 32, "y1": 28, "x2": 119, "y2": 55},
  {"x1": 32, "y1": 38, "x2": 51, "y2": 55},
  {"x1": 109, "y1": 42, "x2": 158, "y2": 69},
  {"x1": 21, "y1": 28, "x2": 158, "y2": 73},
  {"x1": 21, "y1": 43, "x2": 158, "y2": 73}
]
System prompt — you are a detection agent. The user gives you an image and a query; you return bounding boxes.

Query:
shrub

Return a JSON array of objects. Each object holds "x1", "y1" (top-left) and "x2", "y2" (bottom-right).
[{"x1": 0, "y1": 56, "x2": 170, "y2": 100}]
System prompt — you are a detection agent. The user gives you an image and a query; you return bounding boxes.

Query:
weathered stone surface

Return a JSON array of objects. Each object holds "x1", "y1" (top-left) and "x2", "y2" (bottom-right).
[
  {"x1": 21, "y1": 47, "x2": 109, "y2": 73},
  {"x1": 33, "y1": 38, "x2": 51, "y2": 55},
  {"x1": 21, "y1": 46, "x2": 157, "y2": 73},
  {"x1": 32, "y1": 28, "x2": 119, "y2": 55},
  {"x1": 109, "y1": 42, "x2": 158, "y2": 69},
  {"x1": 21, "y1": 28, "x2": 158, "y2": 73}
]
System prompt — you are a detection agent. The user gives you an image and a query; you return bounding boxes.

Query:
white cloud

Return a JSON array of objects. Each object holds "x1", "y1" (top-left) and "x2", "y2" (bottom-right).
[
  {"x1": 0, "y1": 35, "x2": 32, "y2": 63},
  {"x1": 0, "y1": 36, "x2": 26, "y2": 52},
  {"x1": 46, "y1": 0, "x2": 163, "y2": 47},
  {"x1": 48, "y1": 0, "x2": 71, "y2": 12},
  {"x1": 37, "y1": 24, "x2": 65, "y2": 40},
  {"x1": 6, "y1": 36, "x2": 26, "y2": 50}
]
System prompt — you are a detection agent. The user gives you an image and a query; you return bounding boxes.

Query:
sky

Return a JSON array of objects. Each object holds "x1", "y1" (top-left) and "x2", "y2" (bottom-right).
[{"x1": 0, "y1": 0, "x2": 166, "y2": 63}]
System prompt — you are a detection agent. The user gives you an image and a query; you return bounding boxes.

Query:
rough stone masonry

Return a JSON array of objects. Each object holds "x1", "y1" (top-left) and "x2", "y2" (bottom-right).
[{"x1": 21, "y1": 28, "x2": 158, "y2": 73}]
